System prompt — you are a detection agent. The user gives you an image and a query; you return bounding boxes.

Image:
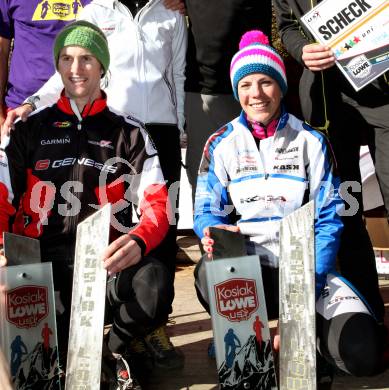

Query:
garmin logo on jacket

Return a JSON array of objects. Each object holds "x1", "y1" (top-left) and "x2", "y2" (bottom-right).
[{"x1": 41, "y1": 137, "x2": 71, "y2": 146}]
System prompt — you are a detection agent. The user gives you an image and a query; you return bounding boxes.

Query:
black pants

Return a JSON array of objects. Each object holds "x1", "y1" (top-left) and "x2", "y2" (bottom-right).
[
  {"x1": 105, "y1": 256, "x2": 174, "y2": 354},
  {"x1": 300, "y1": 73, "x2": 387, "y2": 323},
  {"x1": 327, "y1": 97, "x2": 386, "y2": 323},
  {"x1": 49, "y1": 256, "x2": 174, "y2": 357},
  {"x1": 145, "y1": 124, "x2": 182, "y2": 277}
]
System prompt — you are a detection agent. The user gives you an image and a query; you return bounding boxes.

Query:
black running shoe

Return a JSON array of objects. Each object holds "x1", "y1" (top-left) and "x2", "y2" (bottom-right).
[
  {"x1": 144, "y1": 326, "x2": 184, "y2": 370},
  {"x1": 128, "y1": 337, "x2": 154, "y2": 374}
]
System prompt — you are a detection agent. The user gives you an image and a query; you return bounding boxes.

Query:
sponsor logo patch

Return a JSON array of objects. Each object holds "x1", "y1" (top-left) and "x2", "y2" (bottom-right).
[
  {"x1": 52, "y1": 121, "x2": 72, "y2": 128},
  {"x1": 6, "y1": 285, "x2": 49, "y2": 329},
  {"x1": 35, "y1": 157, "x2": 118, "y2": 173},
  {"x1": 88, "y1": 140, "x2": 114, "y2": 149},
  {"x1": 214, "y1": 278, "x2": 258, "y2": 322},
  {"x1": 273, "y1": 164, "x2": 300, "y2": 171},
  {"x1": 41, "y1": 136, "x2": 71, "y2": 145},
  {"x1": 236, "y1": 165, "x2": 258, "y2": 174},
  {"x1": 32, "y1": 0, "x2": 84, "y2": 21},
  {"x1": 275, "y1": 146, "x2": 299, "y2": 154},
  {"x1": 35, "y1": 159, "x2": 50, "y2": 170},
  {"x1": 328, "y1": 295, "x2": 359, "y2": 305},
  {"x1": 240, "y1": 195, "x2": 286, "y2": 204}
]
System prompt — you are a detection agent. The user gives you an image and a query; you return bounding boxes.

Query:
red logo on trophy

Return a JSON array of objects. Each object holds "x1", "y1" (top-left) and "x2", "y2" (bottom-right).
[
  {"x1": 214, "y1": 278, "x2": 258, "y2": 322},
  {"x1": 6, "y1": 285, "x2": 49, "y2": 329}
]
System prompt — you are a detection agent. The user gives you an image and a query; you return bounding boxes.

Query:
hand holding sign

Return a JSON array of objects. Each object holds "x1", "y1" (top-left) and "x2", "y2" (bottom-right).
[
  {"x1": 301, "y1": 0, "x2": 389, "y2": 90},
  {"x1": 302, "y1": 43, "x2": 336, "y2": 71}
]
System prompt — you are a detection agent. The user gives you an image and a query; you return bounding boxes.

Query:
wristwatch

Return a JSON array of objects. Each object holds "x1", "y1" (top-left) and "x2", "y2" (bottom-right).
[{"x1": 23, "y1": 95, "x2": 40, "y2": 111}]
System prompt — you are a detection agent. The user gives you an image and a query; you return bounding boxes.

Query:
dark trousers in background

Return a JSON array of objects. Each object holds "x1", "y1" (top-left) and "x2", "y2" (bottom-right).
[
  {"x1": 184, "y1": 92, "x2": 241, "y2": 200},
  {"x1": 300, "y1": 73, "x2": 388, "y2": 324},
  {"x1": 325, "y1": 97, "x2": 386, "y2": 323},
  {"x1": 146, "y1": 124, "x2": 182, "y2": 277}
]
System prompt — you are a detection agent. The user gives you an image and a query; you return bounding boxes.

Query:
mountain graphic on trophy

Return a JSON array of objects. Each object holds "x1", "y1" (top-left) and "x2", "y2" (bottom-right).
[
  {"x1": 11, "y1": 326, "x2": 60, "y2": 389},
  {"x1": 218, "y1": 332, "x2": 277, "y2": 390}
]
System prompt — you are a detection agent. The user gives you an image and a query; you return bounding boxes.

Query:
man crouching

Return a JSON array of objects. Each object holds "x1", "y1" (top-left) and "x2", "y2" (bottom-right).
[{"x1": 0, "y1": 20, "x2": 180, "y2": 390}]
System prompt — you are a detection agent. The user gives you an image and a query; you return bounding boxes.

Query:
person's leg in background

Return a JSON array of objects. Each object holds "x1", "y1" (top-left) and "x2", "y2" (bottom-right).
[
  {"x1": 140, "y1": 125, "x2": 185, "y2": 376},
  {"x1": 325, "y1": 100, "x2": 385, "y2": 325},
  {"x1": 359, "y1": 101, "x2": 389, "y2": 222},
  {"x1": 185, "y1": 92, "x2": 241, "y2": 200},
  {"x1": 145, "y1": 124, "x2": 182, "y2": 278}
]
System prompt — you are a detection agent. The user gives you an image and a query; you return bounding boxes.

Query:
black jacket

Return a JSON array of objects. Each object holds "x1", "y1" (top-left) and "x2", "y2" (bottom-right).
[
  {"x1": 0, "y1": 93, "x2": 169, "y2": 258},
  {"x1": 185, "y1": 0, "x2": 272, "y2": 94}
]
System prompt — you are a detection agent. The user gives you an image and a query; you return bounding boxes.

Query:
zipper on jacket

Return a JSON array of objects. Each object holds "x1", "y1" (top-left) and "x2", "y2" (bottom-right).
[
  {"x1": 67, "y1": 100, "x2": 84, "y2": 236},
  {"x1": 256, "y1": 116, "x2": 282, "y2": 181},
  {"x1": 70, "y1": 100, "x2": 83, "y2": 131},
  {"x1": 135, "y1": 0, "x2": 153, "y2": 22},
  {"x1": 163, "y1": 69, "x2": 177, "y2": 107}
]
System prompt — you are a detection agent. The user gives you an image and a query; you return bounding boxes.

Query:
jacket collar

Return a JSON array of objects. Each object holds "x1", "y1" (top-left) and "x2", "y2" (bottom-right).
[
  {"x1": 238, "y1": 104, "x2": 289, "y2": 133},
  {"x1": 57, "y1": 90, "x2": 107, "y2": 118}
]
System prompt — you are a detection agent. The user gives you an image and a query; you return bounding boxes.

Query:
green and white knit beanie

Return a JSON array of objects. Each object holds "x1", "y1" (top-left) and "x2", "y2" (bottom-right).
[{"x1": 53, "y1": 20, "x2": 110, "y2": 76}]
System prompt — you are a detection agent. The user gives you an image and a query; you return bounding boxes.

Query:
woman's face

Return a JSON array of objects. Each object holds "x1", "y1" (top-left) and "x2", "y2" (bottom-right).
[{"x1": 237, "y1": 73, "x2": 282, "y2": 125}]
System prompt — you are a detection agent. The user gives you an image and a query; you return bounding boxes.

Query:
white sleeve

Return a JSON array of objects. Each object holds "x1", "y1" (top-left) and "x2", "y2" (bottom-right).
[{"x1": 172, "y1": 13, "x2": 187, "y2": 133}]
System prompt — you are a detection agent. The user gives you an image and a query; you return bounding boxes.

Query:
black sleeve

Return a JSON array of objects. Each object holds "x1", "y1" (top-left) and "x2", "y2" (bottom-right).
[{"x1": 273, "y1": 0, "x2": 312, "y2": 65}]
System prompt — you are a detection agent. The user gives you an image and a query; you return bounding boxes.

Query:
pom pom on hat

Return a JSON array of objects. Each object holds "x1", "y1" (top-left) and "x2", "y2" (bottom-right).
[
  {"x1": 239, "y1": 30, "x2": 269, "y2": 49},
  {"x1": 230, "y1": 30, "x2": 287, "y2": 100}
]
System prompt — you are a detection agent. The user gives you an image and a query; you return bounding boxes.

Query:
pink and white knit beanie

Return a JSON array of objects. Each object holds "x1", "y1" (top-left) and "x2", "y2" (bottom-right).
[{"x1": 230, "y1": 30, "x2": 287, "y2": 99}]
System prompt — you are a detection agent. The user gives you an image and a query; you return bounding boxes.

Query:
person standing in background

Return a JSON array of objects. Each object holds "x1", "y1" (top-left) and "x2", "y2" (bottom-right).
[
  {"x1": 0, "y1": 0, "x2": 93, "y2": 126},
  {"x1": 184, "y1": 0, "x2": 273, "y2": 200},
  {"x1": 273, "y1": 0, "x2": 389, "y2": 336}
]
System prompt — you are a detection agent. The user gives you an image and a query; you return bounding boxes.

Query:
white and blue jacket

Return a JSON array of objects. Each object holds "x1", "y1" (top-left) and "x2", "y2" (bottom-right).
[{"x1": 194, "y1": 110, "x2": 344, "y2": 295}]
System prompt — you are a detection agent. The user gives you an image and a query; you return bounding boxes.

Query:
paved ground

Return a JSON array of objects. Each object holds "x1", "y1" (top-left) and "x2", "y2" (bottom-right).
[{"x1": 145, "y1": 265, "x2": 389, "y2": 390}]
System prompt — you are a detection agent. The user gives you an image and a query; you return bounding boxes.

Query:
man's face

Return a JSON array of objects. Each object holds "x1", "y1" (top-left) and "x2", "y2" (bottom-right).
[
  {"x1": 238, "y1": 73, "x2": 282, "y2": 125},
  {"x1": 58, "y1": 46, "x2": 102, "y2": 107}
]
